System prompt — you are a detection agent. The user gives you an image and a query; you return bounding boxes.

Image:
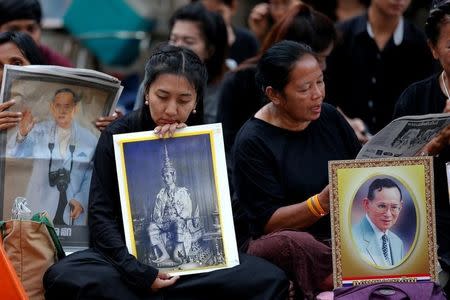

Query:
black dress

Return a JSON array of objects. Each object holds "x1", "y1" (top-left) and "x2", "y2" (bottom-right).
[
  {"x1": 393, "y1": 74, "x2": 450, "y2": 270},
  {"x1": 43, "y1": 109, "x2": 289, "y2": 300}
]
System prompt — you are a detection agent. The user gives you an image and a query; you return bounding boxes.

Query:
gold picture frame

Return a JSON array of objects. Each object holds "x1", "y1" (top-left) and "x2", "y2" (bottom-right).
[{"x1": 329, "y1": 157, "x2": 438, "y2": 287}]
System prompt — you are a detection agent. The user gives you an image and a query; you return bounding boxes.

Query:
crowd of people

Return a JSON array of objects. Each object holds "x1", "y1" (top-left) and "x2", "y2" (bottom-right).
[{"x1": 0, "y1": 0, "x2": 450, "y2": 299}]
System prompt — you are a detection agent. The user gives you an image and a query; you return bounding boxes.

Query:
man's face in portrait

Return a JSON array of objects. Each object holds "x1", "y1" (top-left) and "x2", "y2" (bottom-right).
[
  {"x1": 51, "y1": 92, "x2": 76, "y2": 129},
  {"x1": 363, "y1": 187, "x2": 403, "y2": 232}
]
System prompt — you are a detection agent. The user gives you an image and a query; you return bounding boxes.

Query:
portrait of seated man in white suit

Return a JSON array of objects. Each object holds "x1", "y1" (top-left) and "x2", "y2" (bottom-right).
[
  {"x1": 352, "y1": 178, "x2": 405, "y2": 267},
  {"x1": 7, "y1": 88, "x2": 97, "y2": 226}
]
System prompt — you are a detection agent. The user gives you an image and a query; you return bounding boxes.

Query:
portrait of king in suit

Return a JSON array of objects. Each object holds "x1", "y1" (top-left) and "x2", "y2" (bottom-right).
[{"x1": 352, "y1": 178, "x2": 407, "y2": 268}]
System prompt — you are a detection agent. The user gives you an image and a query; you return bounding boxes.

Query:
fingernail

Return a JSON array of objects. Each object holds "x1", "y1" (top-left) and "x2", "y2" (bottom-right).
[
  {"x1": 154, "y1": 128, "x2": 160, "y2": 133},
  {"x1": 99, "y1": 117, "x2": 104, "y2": 121},
  {"x1": 112, "y1": 113, "x2": 117, "y2": 117}
]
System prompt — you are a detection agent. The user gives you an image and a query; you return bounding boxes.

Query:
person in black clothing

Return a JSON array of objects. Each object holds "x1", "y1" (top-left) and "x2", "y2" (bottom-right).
[
  {"x1": 217, "y1": 2, "x2": 337, "y2": 196},
  {"x1": 325, "y1": 0, "x2": 434, "y2": 137},
  {"x1": 43, "y1": 44, "x2": 289, "y2": 300},
  {"x1": 233, "y1": 40, "x2": 361, "y2": 299},
  {"x1": 393, "y1": 1, "x2": 450, "y2": 293}
]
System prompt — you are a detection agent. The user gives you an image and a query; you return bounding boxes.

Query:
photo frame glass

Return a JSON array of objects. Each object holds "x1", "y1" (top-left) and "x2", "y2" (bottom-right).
[
  {"x1": 329, "y1": 157, "x2": 438, "y2": 287},
  {"x1": 113, "y1": 124, "x2": 239, "y2": 276},
  {"x1": 0, "y1": 65, "x2": 121, "y2": 253}
]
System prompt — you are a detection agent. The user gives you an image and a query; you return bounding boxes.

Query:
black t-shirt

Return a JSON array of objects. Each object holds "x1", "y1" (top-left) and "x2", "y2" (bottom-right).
[
  {"x1": 229, "y1": 27, "x2": 259, "y2": 65},
  {"x1": 88, "y1": 109, "x2": 159, "y2": 290},
  {"x1": 326, "y1": 14, "x2": 434, "y2": 134},
  {"x1": 232, "y1": 103, "x2": 361, "y2": 239}
]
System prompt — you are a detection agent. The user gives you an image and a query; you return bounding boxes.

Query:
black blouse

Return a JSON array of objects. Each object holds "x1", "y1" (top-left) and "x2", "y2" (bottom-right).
[
  {"x1": 232, "y1": 103, "x2": 361, "y2": 239},
  {"x1": 88, "y1": 109, "x2": 159, "y2": 290}
]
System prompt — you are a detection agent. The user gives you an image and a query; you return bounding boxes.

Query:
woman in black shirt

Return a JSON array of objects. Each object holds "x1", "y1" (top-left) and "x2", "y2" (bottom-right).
[
  {"x1": 233, "y1": 40, "x2": 360, "y2": 299},
  {"x1": 43, "y1": 44, "x2": 289, "y2": 300}
]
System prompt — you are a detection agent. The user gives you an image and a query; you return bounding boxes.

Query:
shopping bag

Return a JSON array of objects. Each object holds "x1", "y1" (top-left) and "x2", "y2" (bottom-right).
[{"x1": 0, "y1": 212, "x2": 65, "y2": 300}]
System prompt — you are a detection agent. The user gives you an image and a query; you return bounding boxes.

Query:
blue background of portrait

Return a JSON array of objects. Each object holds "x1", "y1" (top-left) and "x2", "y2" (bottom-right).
[{"x1": 121, "y1": 134, "x2": 219, "y2": 262}]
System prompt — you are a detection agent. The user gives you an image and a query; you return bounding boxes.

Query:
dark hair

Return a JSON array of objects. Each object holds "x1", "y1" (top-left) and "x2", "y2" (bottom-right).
[
  {"x1": 256, "y1": 40, "x2": 316, "y2": 94},
  {"x1": 169, "y1": 2, "x2": 228, "y2": 83},
  {"x1": 222, "y1": 0, "x2": 233, "y2": 7},
  {"x1": 260, "y1": 3, "x2": 337, "y2": 55},
  {"x1": 54, "y1": 88, "x2": 79, "y2": 104},
  {"x1": 0, "y1": 0, "x2": 42, "y2": 26},
  {"x1": 425, "y1": 1, "x2": 450, "y2": 46},
  {"x1": 367, "y1": 178, "x2": 403, "y2": 202},
  {"x1": 0, "y1": 31, "x2": 45, "y2": 64},
  {"x1": 141, "y1": 43, "x2": 208, "y2": 125}
]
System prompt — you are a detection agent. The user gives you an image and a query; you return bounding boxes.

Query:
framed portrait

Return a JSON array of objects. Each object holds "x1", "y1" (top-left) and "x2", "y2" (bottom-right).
[
  {"x1": 113, "y1": 123, "x2": 240, "y2": 276},
  {"x1": 329, "y1": 157, "x2": 438, "y2": 287},
  {"x1": 0, "y1": 65, "x2": 122, "y2": 253}
]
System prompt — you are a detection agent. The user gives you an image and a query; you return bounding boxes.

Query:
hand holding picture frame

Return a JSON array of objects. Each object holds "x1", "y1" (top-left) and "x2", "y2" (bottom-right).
[
  {"x1": 329, "y1": 157, "x2": 438, "y2": 287},
  {"x1": 113, "y1": 123, "x2": 239, "y2": 276}
]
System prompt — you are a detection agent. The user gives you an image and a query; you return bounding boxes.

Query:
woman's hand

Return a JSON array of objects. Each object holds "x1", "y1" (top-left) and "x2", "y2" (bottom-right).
[
  {"x1": 348, "y1": 117, "x2": 370, "y2": 144},
  {"x1": 95, "y1": 109, "x2": 123, "y2": 131},
  {"x1": 248, "y1": 3, "x2": 270, "y2": 42},
  {"x1": 443, "y1": 100, "x2": 450, "y2": 113},
  {"x1": 0, "y1": 99, "x2": 22, "y2": 131},
  {"x1": 317, "y1": 185, "x2": 330, "y2": 214},
  {"x1": 151, "y1": 272, "x2": 179, "y2": 292},
  {"x1": 420, "y1": 124, "x2": 450, "y2": 156},
  {"x1": 154, "y1": 123, "x2": 187, "y2": 138}
]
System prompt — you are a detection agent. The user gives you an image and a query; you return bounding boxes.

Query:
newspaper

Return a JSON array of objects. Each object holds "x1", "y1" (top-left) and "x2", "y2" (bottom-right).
[
  {"x1": 357, "y1": 113, "x2": 450, "y2": 159},
  {"x1": 0, "y1": 65, "x2": 122, "y2": 253}
]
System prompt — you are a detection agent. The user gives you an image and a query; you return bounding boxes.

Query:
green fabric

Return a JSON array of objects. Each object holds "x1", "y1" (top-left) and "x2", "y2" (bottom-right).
[{"x1": 30, "y1": 212, "x2": 65, "y2": 260}]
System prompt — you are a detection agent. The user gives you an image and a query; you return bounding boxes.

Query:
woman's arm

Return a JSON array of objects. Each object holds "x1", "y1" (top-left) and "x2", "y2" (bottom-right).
[{"x1": 264, "y1": 185, "x2": 330, "y2": 234}]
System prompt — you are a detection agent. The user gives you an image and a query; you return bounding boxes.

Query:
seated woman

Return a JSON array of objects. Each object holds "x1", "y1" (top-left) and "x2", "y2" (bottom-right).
[
  {"x1": 232, "y1": 40, "x2": 361, "y2": 299},
  {"x1": 218, "y1": 2, "x2": 338, "y2": 166},
  {"x1": 393, "y1": 1, "x2": 450, "y2": 293},
  {"x1": 43, "y1": 44, "x2": 289, "y2": 300}
]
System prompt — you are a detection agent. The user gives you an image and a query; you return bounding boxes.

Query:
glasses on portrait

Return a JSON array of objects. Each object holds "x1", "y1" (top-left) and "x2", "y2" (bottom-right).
[
  {"x1": 53, "y1": 103, "x2": 75, "y2": 113},
  {"x1": 372, "y1": 203, "x2": 402, "y2": 214}
]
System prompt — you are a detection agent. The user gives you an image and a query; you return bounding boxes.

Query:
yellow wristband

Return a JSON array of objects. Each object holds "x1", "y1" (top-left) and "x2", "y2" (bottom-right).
[
  {"x1": 312, "y1": 194, "x2": 326, "y2": 216},
  {"x1": 306, "y1": 198, "x2": 320, "y2": 217}
]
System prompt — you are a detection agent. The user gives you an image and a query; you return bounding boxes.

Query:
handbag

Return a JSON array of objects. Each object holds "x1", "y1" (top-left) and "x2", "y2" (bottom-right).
[
  {"x1": 0, "y1": 212, "x2": 65, "y2": 300},
  {"x1": 334, "y1": 282, "x2": 447, "y2": 300}
]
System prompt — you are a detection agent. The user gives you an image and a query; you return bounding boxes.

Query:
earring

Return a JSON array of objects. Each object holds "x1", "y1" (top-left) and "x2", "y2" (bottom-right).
[
  {"x1": 192, "y1": 109, "x2": 197, "y2": 114},
  {"x1": 145, "y1": 100, "x2": 149, "y2": 105}
]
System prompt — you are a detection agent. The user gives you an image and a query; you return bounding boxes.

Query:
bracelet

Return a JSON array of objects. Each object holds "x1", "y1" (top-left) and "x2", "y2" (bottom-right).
[
  {"x1": 306, "y1": 197, "x2": 321, "y2": 217},
  {"x1": 312, "y1": 194, "x2": 326, "y2": 216}
]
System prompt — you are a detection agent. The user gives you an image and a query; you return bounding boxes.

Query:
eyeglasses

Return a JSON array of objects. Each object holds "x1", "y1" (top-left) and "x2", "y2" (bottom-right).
[
  {"x1": 53, "y1": 103, "x2": 75, "y2": 113},
  {"x1": 372, "y1": 203, "x2": 402, "y2": 214}
]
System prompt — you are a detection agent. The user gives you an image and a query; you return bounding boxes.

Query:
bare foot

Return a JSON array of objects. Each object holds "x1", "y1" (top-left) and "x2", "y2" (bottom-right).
[{"x1": 153, "y1": 254, "x2": 170, "y2": 264}]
